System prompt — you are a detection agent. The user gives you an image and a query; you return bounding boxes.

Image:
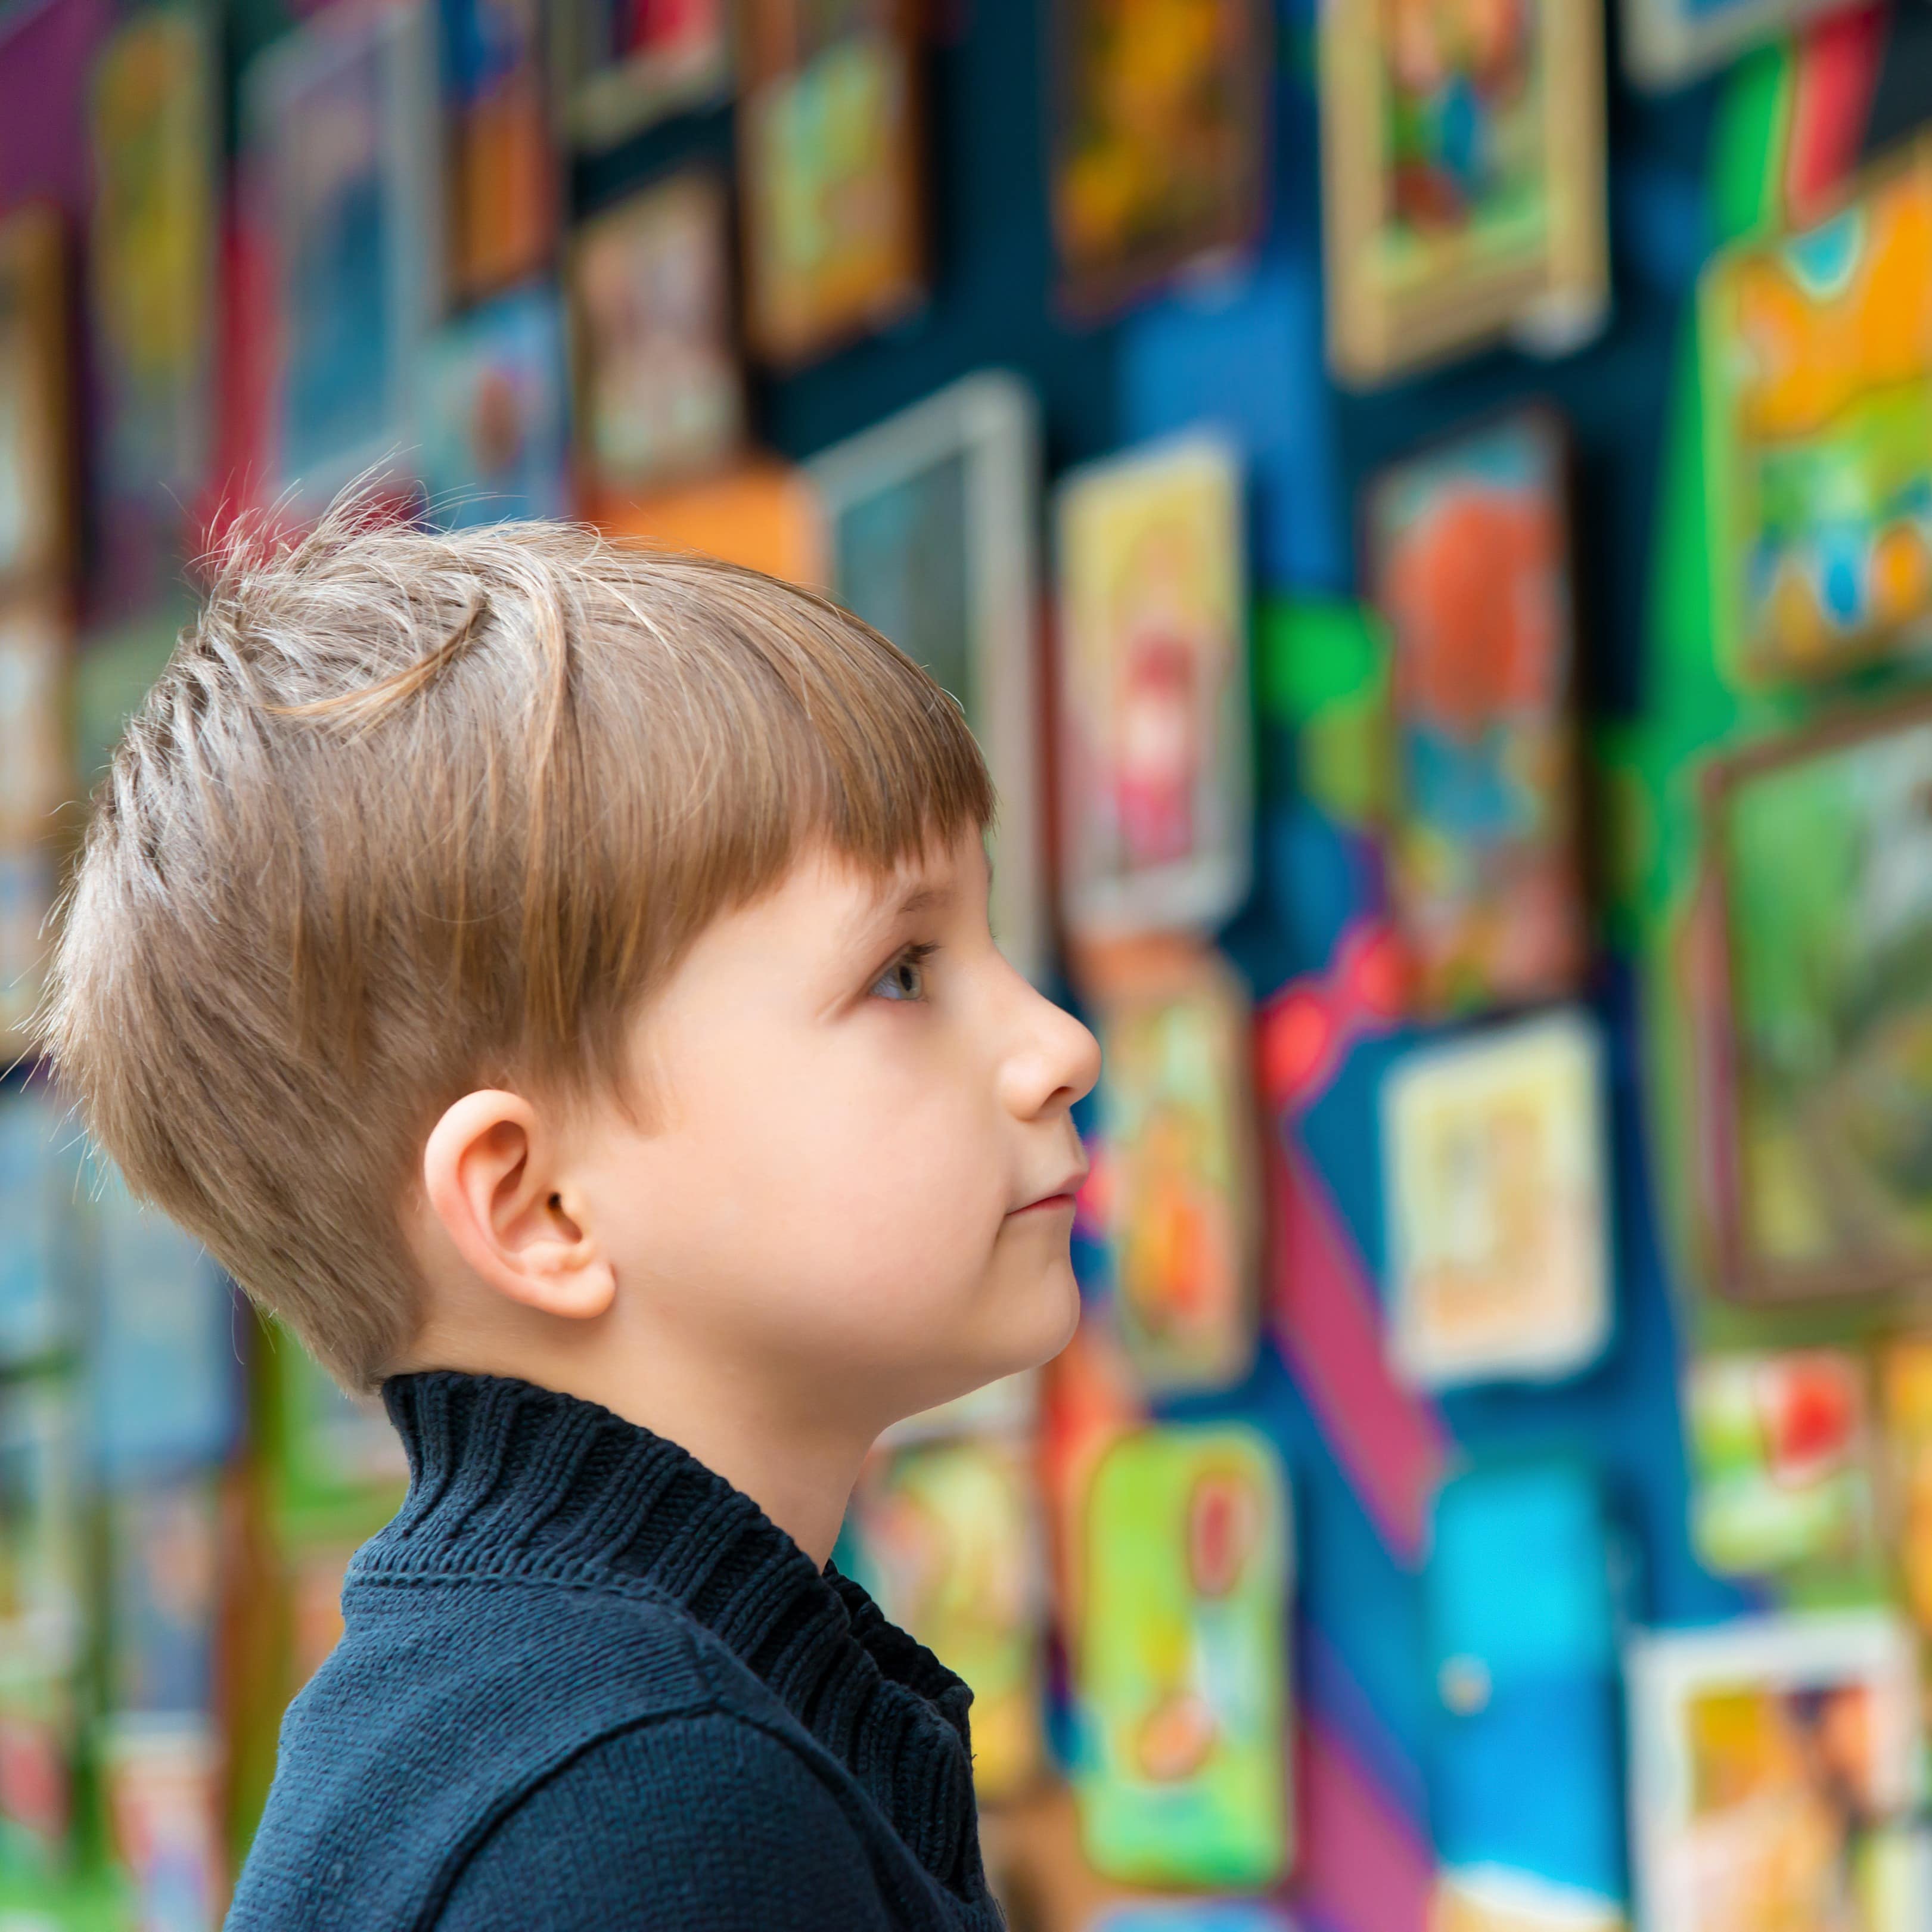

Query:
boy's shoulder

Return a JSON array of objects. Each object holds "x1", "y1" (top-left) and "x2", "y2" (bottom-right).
[{"x1": 230, "y1": 1573, "x2": 887, "y2": 1931}]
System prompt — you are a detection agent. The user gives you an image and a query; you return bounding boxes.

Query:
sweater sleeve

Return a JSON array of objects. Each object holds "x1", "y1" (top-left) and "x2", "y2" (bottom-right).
[{"x1": 430, "y1": 1710, "x2": 903, "y2": 1932}]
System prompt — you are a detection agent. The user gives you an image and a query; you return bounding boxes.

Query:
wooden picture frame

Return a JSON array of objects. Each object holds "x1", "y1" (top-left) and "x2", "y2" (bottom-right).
[{"x1": 1318, "y1": 0, "x2": 1608, "y2": 387}]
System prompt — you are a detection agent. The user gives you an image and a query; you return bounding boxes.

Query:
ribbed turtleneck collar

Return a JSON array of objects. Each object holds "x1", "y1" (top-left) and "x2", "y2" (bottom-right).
[{"x1": 368, "y1": 1370, "x2": 990, "y2": 1903}]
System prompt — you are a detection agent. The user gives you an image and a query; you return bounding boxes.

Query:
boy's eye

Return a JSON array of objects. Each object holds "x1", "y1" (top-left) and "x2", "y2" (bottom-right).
[{"x1": 870, "y1": 943, "x2": 937, "y2": 1003}]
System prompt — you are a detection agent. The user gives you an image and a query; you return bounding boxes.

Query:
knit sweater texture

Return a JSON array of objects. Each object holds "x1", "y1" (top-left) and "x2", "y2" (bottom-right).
[{"x1": 225, "y1": 1370, "x2": 1010, "y2": 1931}]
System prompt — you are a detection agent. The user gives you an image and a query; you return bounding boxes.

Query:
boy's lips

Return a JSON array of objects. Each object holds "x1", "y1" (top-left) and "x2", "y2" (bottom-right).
[{"x1": 1007, "y1": 1169, "x2": 1088, "y2": 1215}]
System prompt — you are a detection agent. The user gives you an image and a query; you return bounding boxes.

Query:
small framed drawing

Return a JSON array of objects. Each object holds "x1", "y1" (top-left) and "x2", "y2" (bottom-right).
[
  {"x1": 419, "y1": 285, "x2": 570, "y2": 526},
  {"x1": 1076, "y1": 1422, "x2": 1291, "y2": 1890},
  {"x1": 87, "y1": 5, "x2": 216, "y2": 595},
  {"x1": 1318, "y1": 0, "x2": 1608, "y2": 387},
  {"x1": 1627, "y1": 1613, "x2": 1924, "y2": 1932},
  {"x1": 1055, "y1": 435, "x2": 1250, "y2": 942},
  {"x1": 445, "y1": 0, "x2": 557, "y2": 299},
  {"x1": 1092, "y1": 946, "x2": 1260, "y2": 1396},
  {"x1": 1700, "y1": 136, "x2": 1932, "y2": 689},
  {"x1": 0, "y1": 598, "x2": 67, "y2": 844},
  {"x1": 846, "y1": 1435, "x2": 1046, "y2": 1802},
  {"x1": 569, "y1": 171, "x2": 744, "y2": 511},
  {"x1": 244, "y1": 0, "x2": 443, "y2": 513},
  {"x1": 554, "y1": 0, "x2": 731, "y2": 151},
  {"x1": 1381, "y1": 1010, "x2": 1609, "y2": 1390},
  {"x1": 1047, "y1": 0, "x2": 1269, "y2": 319},
  {"x1": 1687, "y1": 1350, "x2": 1877, "y2": 1577},
  {"x1": 737, "y1": 0, "x2": 925, "y2": 368},
  {"x1": 809, "y1": 373, "x2": 1046, "y2": 983},
  {"x1": 1698, "y1": 694, "x2": 1932, "y2": 1303},
  {"x1": 0, "y1": 205, "x2": 73, "y2": 595},
  {"x1": 1625, "y1": 0, "x2": 1863, "y2": 90},
  {"x1": 1366, "y1": 407, "x2": 1587, "y2": 1017}
]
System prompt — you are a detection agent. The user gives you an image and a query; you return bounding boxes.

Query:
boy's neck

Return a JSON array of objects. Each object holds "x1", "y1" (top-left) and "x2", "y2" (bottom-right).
[{"x1": 395, "y1": 1324, "x2": 874, "y2": 1567}]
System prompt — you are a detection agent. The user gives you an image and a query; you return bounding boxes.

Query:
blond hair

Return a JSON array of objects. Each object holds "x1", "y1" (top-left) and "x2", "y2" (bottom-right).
[{"x1": 32, "y1": 502, "x2": 993, "y2": 1389}]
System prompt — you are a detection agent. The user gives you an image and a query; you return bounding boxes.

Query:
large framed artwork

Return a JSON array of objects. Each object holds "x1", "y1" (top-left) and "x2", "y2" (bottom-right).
[
  {"x1": 1366, "y1": 408, "x2": 1587, "y2": 1016},
  {"x1": 1318, "y1": 0, "x2": 1608, "y2": 387},
  {"x1": 1047, "y1": 0, "x2": 1269, "y2": 319},
  {"x1": 809, "y1": 372, "x2": 1046, "y2": 982},
  {"x1": 1700, "y1": 135, "x2": 1932, "y2": 688},
  {"x1": 1697, "y1": 694, "x2": 1932, "y2": 1303},
  {"x1": 244, "y1": 0, "x2": 443, "y2": 512},
  {"x1": 446, "y1": 0, "x2": 557, "y2": 299},
  {"x1": 570, "y1": 170, "x2": 744, "y2": 510},
  {"x1": 737, "y1": 0, "x2": 925, "y2": 368},
  {"x1": 1055, "y1": 435, "x2": 1250, "y2": 942}
]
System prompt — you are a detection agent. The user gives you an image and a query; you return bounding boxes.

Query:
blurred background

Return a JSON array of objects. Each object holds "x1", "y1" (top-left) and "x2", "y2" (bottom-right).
[{"x1": 4, "y1": 0, "x2": 1932, "y2": 1927}]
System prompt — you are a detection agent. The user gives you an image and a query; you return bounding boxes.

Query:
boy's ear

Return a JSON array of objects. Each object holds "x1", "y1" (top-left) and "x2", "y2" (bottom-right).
[{"x1": 420, "y1": 1091, "x2": 616, "y2": 1322}]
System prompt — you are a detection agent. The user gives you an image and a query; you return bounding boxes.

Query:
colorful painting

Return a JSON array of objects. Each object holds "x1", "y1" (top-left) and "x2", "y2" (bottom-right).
[
  {"x1": 810, "y1": 372, "x2": 1048, "y2": 982},
  {"x1": 445, "y1": 0, "x2": 555, "y2": 298},
  {"x1": 87, "y1": 5, "x2": 215, "y2": 599},
  {"x1": 1878, "y1": 1339, "x2": 1932, "y2": 1636},
  {"x1": 100, "y1": 1716, "x2": 228, "y2": 1930},
  {"x1": 0, "y1": 205, "x2": 72, "y2": 594},
  {"x1": 597, "y1": 456, "x2": 825, "y2": 584},
  {"x1": 558, "y1": 0, "x2": 731, "y2": 150},
  {"x1": 246, "y1": 0, "x2": 442, "y2": 510},
  {"x1": 108, "y1": 1480, "x2": 220, "y2": 1716},
  {"x1": 1055, "y1": 436, "x2": 1250, "y2": 940},
  {"x1": 420, "y1": 285, "x2": 570, "y2": 526},
  {"x1": 1700, "y1": 697, "x2": 1932, "y2": 1302},
  {"x1": 1092, "y1": 949, "x2": 1259, "y2": 1395},
  {"x1": 570, "y1": 171, "x2": 743, "y2": 508},
  {"x1": 1368, "y1": 409, "x2": 1586, "y2": 1015},
  {"x1": 0, "y1": 1381, "x2": 82, "y2": 1686},
  {"x1": 738, "y1": 0, "x2": 925, "y2": 367},
  {"x1": 0, "y1": 598, "x2": 66, "y2": 841},
  {"x1": 1700, "y1": 136, "x2": 1932, "y2": 687},
  {"x1": 1623, "y1": 0, "x2": 1866, "y2": 90},
  {"x1": 846, "y1": 1436, "x2": 1045, "y2": 1801},
  {"x1": 1687, "y1": 1351, "x2": 1878, "y2": 1577},
  {"x1": 1074, "y1": 1422, "x2": 1290, "y2": 1890},
  {"x1": 1318, "y1": 0, "x2": 1607, "y2": 387},
  {"x1": 1048, "y1": 0, "x2": 1269, "y2": 318},
  {"x1": 1383, "y1": 1011, "x2": 1609, "y2": 1390},
  {"x1": 1627, "y1": 1614, "x2": 1924, "y2": 1932}
]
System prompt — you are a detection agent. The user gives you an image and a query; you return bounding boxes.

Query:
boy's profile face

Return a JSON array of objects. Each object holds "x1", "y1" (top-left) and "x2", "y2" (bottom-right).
[{"x1": 451, "y1": 824, "x2": 1101, "y2": 1443}]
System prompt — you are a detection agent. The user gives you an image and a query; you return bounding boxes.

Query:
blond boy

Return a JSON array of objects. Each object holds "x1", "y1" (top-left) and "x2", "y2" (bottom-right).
[{"x1": 38, "y1": 505, "x2": 1098, "y2": 1930}]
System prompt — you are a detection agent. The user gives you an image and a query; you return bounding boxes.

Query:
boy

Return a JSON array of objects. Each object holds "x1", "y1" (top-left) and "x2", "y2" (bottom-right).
[{"x1": 36, "y1": 504, "x2": 1100, "y2": 1930}]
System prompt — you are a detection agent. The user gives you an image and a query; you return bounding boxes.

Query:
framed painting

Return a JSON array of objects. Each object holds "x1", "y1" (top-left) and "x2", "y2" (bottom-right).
[
  {"x1": 1381, "y1": 1010, "x2": 1609, "y2": 1390},
  {"x1": 737, "y1": 0, "x2": 925, "y2": 368},
  {"x1": 846, "y1": 1435, "x2": 1046, "y2": 1801},
  {"x1": 1698, "y1": 695, "x2": 1932, "y2": 1302},
  {"x1": 0, "y1": 598, "x2": 67, "y2": 845},
  {"x1": 1048, "y1": 0, "x2": 1269, "y2": 319},
  {"x1": 1687, "y1": 1350, "x2": 1877, "y2": 1577},
  {"x1": 87, "y1": 5, "x2": 215, "y2": 604},
  {"x1": 446, "y1": 0, "x2": 557, "y2": 299},
  {"x1": 1700, "y1": 135, "x2": 1932, "y2": 688},
  {"x1": 1627, "y1": 1613, "x2": 1923, "y2": 1932},
  {"x1": 1055, "y1": 434, "x2": 1250, "y2": 941},
  {"x1": 99, "y1": 1716, "x2": 227, "y2": 1930},
  {"x1": 1318, "y1": 0, "x2": 1608, "y2": 387},
  {"x1": 1092, "y1": 946, "x2": 1260, "y2": 1395},
  {"x1": 107, "y1": 1479, "x2": 219, "y2": 1716},
  {"x1": 570, "y1": 171, "x2": 744, "y2": 510},
  {"x1": 809, "y1": 372, "x2": 1047, "y2": 982},
  {"x1": 1624, "y1": 0, "x2": 1865, "y2": 90},
  {"x1": 244, "y1": 0, "x2": 443, "y2": 512},
  {"x1": 1074, "y1": 1422, "x2": 1290, "y2": 1890},
  {"x1": 598, "y1": 456, "x2": 825, "y2": 585},
  {"x1": 554, "y1": 0, "x2": 731, "y2": 150},
  {"x1": 419, "y1": 285, "x2": 570, "y2": 526},
  {"x1": 0, "y1": 206, "x2": 72, "y2": 596},
  {"x1": 0, "y1": 1380, "x2": 82, "y2": 1686},
  {"x1": 1367, "y1": 407, "x2": 1587, "y2": 1016}
]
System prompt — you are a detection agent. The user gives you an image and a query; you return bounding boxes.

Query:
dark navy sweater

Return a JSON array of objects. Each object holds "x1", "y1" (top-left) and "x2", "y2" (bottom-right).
[{"x1": 226, "y1": 1371, "x2": 1010, "y2": 1931}]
